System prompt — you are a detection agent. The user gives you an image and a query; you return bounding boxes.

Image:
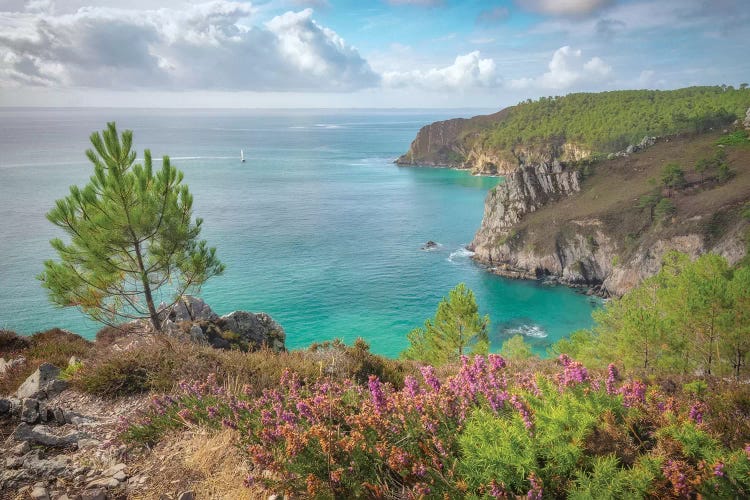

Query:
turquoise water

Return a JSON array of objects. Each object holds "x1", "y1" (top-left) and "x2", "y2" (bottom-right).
[{"x1": 0, "y1": 108, "x2": 599, "y2": 357}]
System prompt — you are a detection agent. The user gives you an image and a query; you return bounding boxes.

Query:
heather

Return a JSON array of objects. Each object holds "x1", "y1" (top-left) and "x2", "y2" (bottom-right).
[{"x1": 122, "y1": 354, "x2": 750, "y2": 498}]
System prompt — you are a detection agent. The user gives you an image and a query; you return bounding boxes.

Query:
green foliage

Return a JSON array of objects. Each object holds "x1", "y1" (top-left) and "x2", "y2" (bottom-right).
[
  {"x1": 717, "y1": 162, "x2": 735, "y2": 182},
  {"x1": 637, "y1": 192, "x2": 662, "y2": 221},
  {"x1": 558, "y1": 252, "x2": 750, "y2": 377},
  {"x1": 654, "y1": 198, "x2": 676, "y2": 221},
  {"x1": 481, "y1": 86, "x2": 750, "y2": 153},
  {"x1": 716, "y1": 130, "x2": 750, "y2": 146},
  {"x1": 500, "y1": 334, "x2": 535, "y2": 360},
  {"x1": 401, "y1": 283, "x2": 490, "y2": 365},
  {"x1": 660, "y1": 163, "x2": 686, "y2": 194},
  {"x1": 38, "y1": 122, "x2": 225, "y2": 331}
]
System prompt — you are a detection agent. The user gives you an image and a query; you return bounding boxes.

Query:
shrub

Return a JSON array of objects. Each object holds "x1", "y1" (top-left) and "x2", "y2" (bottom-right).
[
  {"x1": 0, "y1": 330, "x2": 31, "y2": 354},
  {"x1": 500, "y1": 334, "x2": 535, "y2": 360},
  {"x1": 121, "y1": 353, "x2": 750, "y2": 498}
]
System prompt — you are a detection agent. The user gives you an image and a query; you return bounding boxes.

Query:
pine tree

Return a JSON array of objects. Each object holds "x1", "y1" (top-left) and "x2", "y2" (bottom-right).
[
  {"x1": 401, "y1": 283, "x2": 490, "y2": 365},
  {"x1": 38, "y1": 122, "x2": 225, "y2": 332}
]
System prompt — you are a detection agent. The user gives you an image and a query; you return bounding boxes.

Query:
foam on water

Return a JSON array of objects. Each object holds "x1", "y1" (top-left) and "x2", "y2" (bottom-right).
[
  {"x1": 503, "y1": 323, "x2": 549, "y2": 339},
  {"x1": 448, "y1": 247, "x2": 475, "y2": 262}
]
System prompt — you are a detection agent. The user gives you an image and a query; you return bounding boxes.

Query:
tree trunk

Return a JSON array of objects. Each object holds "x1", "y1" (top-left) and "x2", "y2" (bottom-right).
[{"x1": 134, "y1": 241, "x2": 161, "y2": 332}]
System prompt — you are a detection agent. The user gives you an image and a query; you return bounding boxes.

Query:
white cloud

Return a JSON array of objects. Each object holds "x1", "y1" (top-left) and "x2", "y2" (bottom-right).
[
  {"x1": 516, "y1": 0, "x2": 612, "y2": 16},
  {"x1": 0, "y1": 1, "x2": 378, "y2": 91},
  {"x1": 382, "y1": 51, "x2": 500, "y2": 91},
  {"x1": 511, "y1": 46, "x2": 612, "y2": 90}
]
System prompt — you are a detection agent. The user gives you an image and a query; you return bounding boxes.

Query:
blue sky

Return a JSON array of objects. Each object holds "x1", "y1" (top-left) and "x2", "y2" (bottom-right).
[{"x1": 0, "y1": 0, "x2": 747, "y2": 108}]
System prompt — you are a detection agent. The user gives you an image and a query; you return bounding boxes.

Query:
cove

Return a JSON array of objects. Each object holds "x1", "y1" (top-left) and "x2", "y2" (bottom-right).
[{"x1": 0, "y1": 108, "x2": 599, "y2": 357}]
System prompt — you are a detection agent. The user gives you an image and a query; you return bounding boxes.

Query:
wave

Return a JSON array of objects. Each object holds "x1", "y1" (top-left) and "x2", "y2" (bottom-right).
[
  {"x1": 503, "y1": 323, "x2": 548, "y2": 339},
  {"x1": 315, "y1": 124, "x2": 343, "y2": 129},
  {"x1": 447, "y1": 247, "x2": 474, "y2": 262}
]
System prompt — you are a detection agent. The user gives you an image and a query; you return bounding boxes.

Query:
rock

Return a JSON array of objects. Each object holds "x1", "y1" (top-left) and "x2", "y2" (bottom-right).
[
  {"x1": 625, "y1": 144, "x2": 635, "y2": 154},
  {"x1": 13, "y1": 440, "x2": 30, "y2": 455},
  {"x1": 177, "y1": 492, "x2": 195, "y2": 500},
  {"x1": 77, "y1": 438, "x2": 102, "y2": 449},
  {"x1": 16, "y1": 363, "x2": 68, "y2": 400},
  {"x1": 53, "y1": 407, "x2": 66, "y2": 425},
  {"x1": 23, "y1": 451, "x2": 69, "y2": 477},
  {"x1": 421, "y1": 240, "x2": 439, "y2": 250},
  {"x1": 218, "y1": 311, "x2": 286, "y2": 351},
  {"x1": 81, "y1": 488, "x2": 107, "y2": 500},
  {"x1": 30, "y1": 486, "x2": 50, "y2": 500},
  {"x1": 0, "y1": 398, "x2": 11, "y2": 416},
  {"x1": 68, "y1": 356, "x2": 81, "y2": 367},
  {"x1": 21, "y1": 398, "x2": 40, "y2": 424},
  {"x1": 189, "y1": 324, "x2": 206, "y2": 343},
  {"x1": 158, "y1": 295, "x2": 218, "y2": 324},
  {"x1": 0, "y1": 356, "x2": 26, "y2": 375},
  {"x1": 103, "y1": 463, "x2": 126, "y2": 477},
  {"x1": 87, "y1": 477, "x2": 120, "y2": 488},
  {"x1": 11, "y1": 423, "x2": 89, "y2": 447},
  {"x1": 112, "y1": 471, "x2": 127, "y2": 481},
  {"x1": 6, "y1": 456, "x2": 24, "y2": 468},
  {"x1": 744, "y1": 107, "x2": 750, "y2": 130}
]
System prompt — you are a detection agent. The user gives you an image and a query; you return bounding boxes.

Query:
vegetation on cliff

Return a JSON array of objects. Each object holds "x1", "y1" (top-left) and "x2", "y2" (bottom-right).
[
  {"x1": 399, "y1": 86, "x2": 750, "y2": 171},
  {"x1": 481, "y1": 86, "x2": 750, "y2": 153}
]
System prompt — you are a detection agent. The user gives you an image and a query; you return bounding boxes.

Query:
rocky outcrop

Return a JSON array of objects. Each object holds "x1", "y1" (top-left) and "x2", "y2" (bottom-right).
[
  {"x1": 16, "y1": 363, "x2": 68, "y2": 400},
  {"x1": 157, "y1": 296, "x2": 286, "y2": 352},
  {"x1": 744, "y1": 107, "x2": 750, "y2": 130},
  {"x1": 470, "y1": 161, "x2": 581, "y2": 237},
  {"x1": 395, "y1": 118, "x2": 593, "y2": 176}
]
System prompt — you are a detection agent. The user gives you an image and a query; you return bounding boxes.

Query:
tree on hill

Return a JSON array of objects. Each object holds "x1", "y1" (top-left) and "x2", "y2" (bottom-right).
[
  {"x1": 401, "y1": 283, "x2": 490, "y2": 365},
  {"x1": 38, "y1": 122, "x2": 225, "y2": 332},
  {"x1": 660, "y1": 163, "x2": 686, "y2": 196}
]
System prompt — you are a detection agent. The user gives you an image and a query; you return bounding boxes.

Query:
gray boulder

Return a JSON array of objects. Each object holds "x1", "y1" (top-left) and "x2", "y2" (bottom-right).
[
  {"x1": 158, "y1": 295, "x2": 219, "y2": 324},
  {"x1": 218, "y1": 311, "x2": 286, "y2": 352},
  {"x1": 16, "y1": 363, "x2": 68, "y2": 400},
  {"x1": 744, "y1": 107, "x2": 750, "y2": 130},
  {"x1": 0, "y1": 398, "x2": 11, "y2": 416},
  {"x1": 11, "y1": 423, "x2": 89, "y2": 447},
  {"x1": 20, "y1": 398, "x2": 40, "y2": 424}
]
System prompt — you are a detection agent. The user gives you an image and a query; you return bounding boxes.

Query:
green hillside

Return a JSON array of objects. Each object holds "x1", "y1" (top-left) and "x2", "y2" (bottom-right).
[{"x1": 479, "y1": 86, "x2": 750, "y2": 153}]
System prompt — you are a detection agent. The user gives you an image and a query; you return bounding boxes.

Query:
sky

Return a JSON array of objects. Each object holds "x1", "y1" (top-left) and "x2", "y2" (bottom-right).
[{"x1": 0, "y1": 0, "x2": 748, "y2": 108}]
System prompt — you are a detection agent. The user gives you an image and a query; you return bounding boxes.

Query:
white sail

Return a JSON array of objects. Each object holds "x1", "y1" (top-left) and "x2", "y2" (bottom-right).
[{"x1": 241, "y1": 149, "x2": 245, "y2": 162}]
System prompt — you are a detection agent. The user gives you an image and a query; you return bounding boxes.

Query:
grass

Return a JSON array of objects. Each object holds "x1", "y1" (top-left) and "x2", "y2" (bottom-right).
[
  {"x1": 0, "y1": 328, "x2": 93, "y2": 396},
  {"x1": 70, "y1": 335, "x2": 414, "y2": 398}
]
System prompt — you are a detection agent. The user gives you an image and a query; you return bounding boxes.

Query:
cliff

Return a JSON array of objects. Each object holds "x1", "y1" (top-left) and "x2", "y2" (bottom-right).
[
  {"x1": 470, "y1": 130, "x2": 750, "y2": 296},
  {"x1": 396, "y1": 86, "x2": 750, "y2": 176}
]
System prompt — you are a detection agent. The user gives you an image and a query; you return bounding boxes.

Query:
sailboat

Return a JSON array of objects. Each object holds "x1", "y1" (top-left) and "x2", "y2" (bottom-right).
[{"x1": 240, "y1": 149, "x2": 246, "y2": 163}]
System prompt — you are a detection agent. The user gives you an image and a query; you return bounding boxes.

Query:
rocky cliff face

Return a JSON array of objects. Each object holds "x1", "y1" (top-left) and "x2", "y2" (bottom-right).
[
  {"x1": 470, "y1": 160, "x2": 580, "y2": 236},
  {"x1": 469, "y1": 129, "x2": 750, "y2": 296},
  {"x1": 395, "y1": 114, "x2": 591, "y2": 176}
]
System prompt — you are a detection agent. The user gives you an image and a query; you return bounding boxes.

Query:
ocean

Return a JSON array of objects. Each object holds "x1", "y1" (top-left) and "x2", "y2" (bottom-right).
[{"x1": 0, "y1": 108, "x2": 599, "y2": 357}]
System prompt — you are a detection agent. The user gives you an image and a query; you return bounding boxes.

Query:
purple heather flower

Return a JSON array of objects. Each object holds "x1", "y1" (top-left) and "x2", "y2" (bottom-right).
[
  {"x1": 368, "y1": 375, "x2": 387, "y2": 414},
  {"x1": 620, "y1": 380, "x2": 647, "y2": 407},
  {"x1": 207, "y1": 406, "x2": 219, "y2": 418},
  {"x1": 526, "y1": 472, "x2": 543, "y2": 500},
  {"x1": 605, "y1": 364, "x2": 619, "y2": 395},
  {"x1": 713, "y1": 462, "x2": 725, "y2": 478},
  {"x1": 689, "y1": 402, "x2": 706, "y2": 424},
  {"x1": 420, "y1": 366, "x2": 441, "y2": 392},
  {"x1": 510, "y1": 394, "x2": 534, "y2": 434},
  {"x1": 404, "y1": 375, "x2": 421, "y2": 398}
]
